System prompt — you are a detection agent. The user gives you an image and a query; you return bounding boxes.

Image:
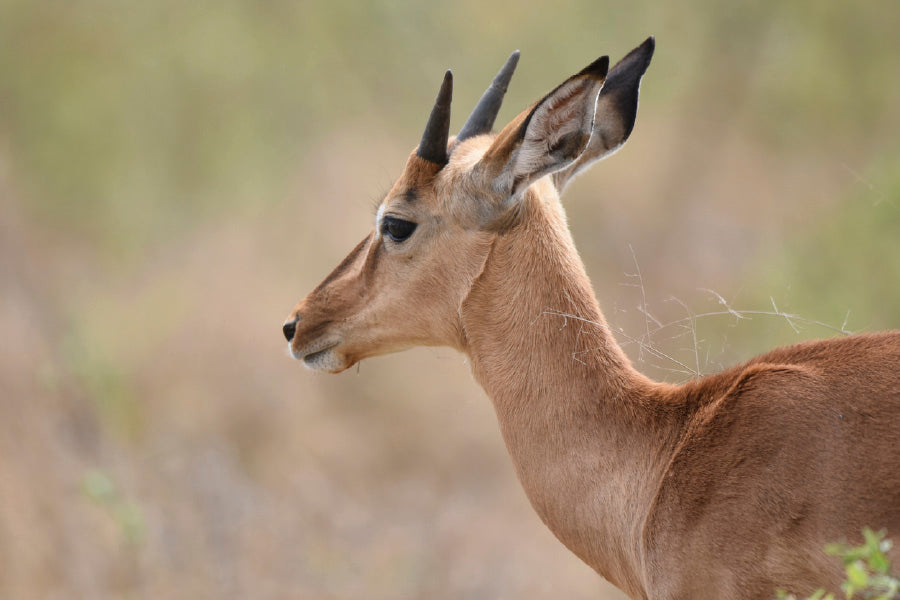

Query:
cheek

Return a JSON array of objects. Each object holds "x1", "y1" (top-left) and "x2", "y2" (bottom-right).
[
  {"x1": 421, "y1": 237, "x2": 492, "y2": 302},
  {"x1": 374, "y1": 250, "x2": 456, "y2": 315}
]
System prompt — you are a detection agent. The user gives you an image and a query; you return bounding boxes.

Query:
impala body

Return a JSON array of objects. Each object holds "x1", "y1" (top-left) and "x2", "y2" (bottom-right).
[{"x1": 283, "y1": 39, "x2": 900, "y2": 599}]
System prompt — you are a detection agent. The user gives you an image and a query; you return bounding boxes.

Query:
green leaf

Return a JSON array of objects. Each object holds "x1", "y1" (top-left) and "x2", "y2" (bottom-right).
[
  {"x1": 846, "y1": 560, "x2": 869, "y2": 589},
  {"x1": 870, "y1": 549, "x2": 890, "y2": 574},
  {"x1": 863, "y1": 528, "x2": 885, "y2": 548}
]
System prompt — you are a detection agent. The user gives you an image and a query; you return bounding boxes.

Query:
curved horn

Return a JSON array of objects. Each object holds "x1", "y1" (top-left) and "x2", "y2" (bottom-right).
[
  {"x1": 457, "y1": 50, "x2": 520, "y2": 142},
  {"x1": 417, "y1": 70, "x2": 453, "y2": 165}
]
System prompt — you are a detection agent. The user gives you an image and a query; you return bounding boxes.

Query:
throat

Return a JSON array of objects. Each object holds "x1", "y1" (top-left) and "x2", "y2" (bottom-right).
[
  {"x1": 459, "y1": 198, "x2": 671, "y2": 596},
  {"x1": 461, "y1": 197, "x2": 638, "y2": 412}
]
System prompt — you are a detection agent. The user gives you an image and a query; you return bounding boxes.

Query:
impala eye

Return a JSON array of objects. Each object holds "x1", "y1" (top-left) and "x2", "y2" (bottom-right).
[{"x1": 382, "y1": 216, "x2": 417, "y2": 242}]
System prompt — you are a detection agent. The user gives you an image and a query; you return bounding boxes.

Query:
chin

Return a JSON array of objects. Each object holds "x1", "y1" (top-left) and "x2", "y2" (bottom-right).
[{"x1": 289, "y1": 344, "x2": 350, "y2": 373}]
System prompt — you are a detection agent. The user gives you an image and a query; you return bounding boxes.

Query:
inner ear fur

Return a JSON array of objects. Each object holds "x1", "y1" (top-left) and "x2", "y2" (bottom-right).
[{"x1": 480, "y1": 55, "x2": 610, "y2": 200}]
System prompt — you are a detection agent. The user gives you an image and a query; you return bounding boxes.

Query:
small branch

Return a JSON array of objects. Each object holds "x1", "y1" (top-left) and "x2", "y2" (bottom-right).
[
  {"x1": 771, "y1": 297, "x2": 800, "y2": 334},
  {"x1": 667, "y1": 296, "x2": 701, "y2": 376},
  {"x1": 542, "y1": 309, "x2": 699, "y2": 376}
]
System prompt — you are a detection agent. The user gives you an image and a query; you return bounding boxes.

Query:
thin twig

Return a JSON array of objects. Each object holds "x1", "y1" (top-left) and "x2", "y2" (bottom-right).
[
  {"x1": 770, "y1": 297, "x2": 800, "y2": 334},
  {"x1": 699, "y1": 288, "x2": 746, "y2": 321},
  {"x1": 627, "y1": 244, "x2": 654, "y2": 360},
  {"x1": 542, "y1": 309, "x2": 698, "y2": 376},
  {"x1": 667, "y1": 296, "x2": 701, "y2": 376}
]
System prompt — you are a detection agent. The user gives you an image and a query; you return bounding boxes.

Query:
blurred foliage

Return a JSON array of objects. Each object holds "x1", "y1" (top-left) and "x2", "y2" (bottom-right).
[
  {"x1": 83, "y1": 469, "x2": 146, "y2": 546},
  {"x1": 1, "y1": 0, "x2": 897, "y2": 254},
  {"x1": 755, "y1": 155, "x2": 900, "y2": 332},
  {"x1": 776, "y1": 529, "x2": 898, "y2": 600},
  {"x1": 0, "y1": 0, "x2": 898, "y2": 598}
]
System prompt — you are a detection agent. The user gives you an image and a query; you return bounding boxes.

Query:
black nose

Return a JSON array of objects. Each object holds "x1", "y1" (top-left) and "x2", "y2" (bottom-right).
[{"x1": 283, "y1": 318, "x2": 297, "y2": 342}]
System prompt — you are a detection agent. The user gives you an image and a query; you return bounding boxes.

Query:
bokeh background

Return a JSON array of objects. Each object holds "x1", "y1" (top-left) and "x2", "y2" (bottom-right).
[{"x1": 1, "y1": 1, "x2": 898, "y2": 598}]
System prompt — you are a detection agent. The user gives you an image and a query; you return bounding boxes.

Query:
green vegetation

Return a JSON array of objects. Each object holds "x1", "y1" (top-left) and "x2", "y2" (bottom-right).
[
  {"x1": 83, "y1": 469, "x2": 146, "y2": 546},
  {"x1": 777, "y1": 529, "x2": 898, "y2": 600}
]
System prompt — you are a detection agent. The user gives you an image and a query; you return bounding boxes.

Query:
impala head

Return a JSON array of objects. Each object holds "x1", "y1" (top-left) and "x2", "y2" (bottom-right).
[{"x1": 284, "y1": 38, "x2": 655, "y2": 372}]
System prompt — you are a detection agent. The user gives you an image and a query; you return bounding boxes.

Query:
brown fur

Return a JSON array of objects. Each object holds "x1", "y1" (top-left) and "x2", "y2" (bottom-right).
[{"x1": 284, "y1": 43, "x2": 900, "y2": 599}]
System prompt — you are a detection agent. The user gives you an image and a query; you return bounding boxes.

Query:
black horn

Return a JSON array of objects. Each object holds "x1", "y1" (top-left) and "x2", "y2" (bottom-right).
[
  {"x1": 417, "y1": 70, "x2": 453, "y2": 165},
  {"x1": 457, "y1": 50, "x2": 520, "y2": 142}
]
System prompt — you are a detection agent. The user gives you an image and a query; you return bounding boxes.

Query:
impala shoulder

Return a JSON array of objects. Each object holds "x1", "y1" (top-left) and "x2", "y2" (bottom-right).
[
  {"x1": 639, "y1": 363, "x2": 821, "y2": 594},
  {"x1": 640, "y1": 366, "x2": 818, "y2": 519},
  {"x1": 720, "y1": 361, "x2": 818, "y2": 401},
  {"x1": 672, "y1": 361, "x2": 822, "y2": 458}
]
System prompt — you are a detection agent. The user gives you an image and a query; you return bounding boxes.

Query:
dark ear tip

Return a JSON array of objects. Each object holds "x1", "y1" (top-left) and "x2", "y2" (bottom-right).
[
  {"x1": 580, "y1": 55, "x2": 610, "y2": 79},
  {"x1": 628, "y1": 37, "x2": 655, "y2": 68},
  {"x1": 598, "y1": 55, "x2": 610, "y2": 75},
  {"x1": 606, "y1": 37, "x2": 654, "y2": 81}
]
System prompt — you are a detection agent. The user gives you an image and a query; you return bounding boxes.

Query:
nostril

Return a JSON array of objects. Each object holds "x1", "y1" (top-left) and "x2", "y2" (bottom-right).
[{"x1": 283, "y1": 319, "x2": 297, "y2": 342}]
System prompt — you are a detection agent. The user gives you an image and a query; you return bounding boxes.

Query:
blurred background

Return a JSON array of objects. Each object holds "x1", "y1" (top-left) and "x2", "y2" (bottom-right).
[{"x1": 1, "y1": 0, "x2": 898, "y2": 598}]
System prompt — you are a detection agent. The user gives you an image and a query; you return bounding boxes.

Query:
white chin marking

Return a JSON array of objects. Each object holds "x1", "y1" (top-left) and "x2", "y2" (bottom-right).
[
  {"x1": 288, "y1": 342, "x2": 345, "y2": 372},
  {"x1": 302, "y1": 349, "x2": 344, "y2": 373}
]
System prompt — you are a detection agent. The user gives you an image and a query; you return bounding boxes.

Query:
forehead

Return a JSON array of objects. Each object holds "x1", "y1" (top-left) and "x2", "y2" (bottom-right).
[
  {"x1": 381, "y1": 136, "x2": 494, "y2": 208},
  {"x1": 447, "y1": 134, "x2": 493, "y2": 172},
  {"x1": 380, "y1": 153, "x2": 440, "y2": 208}
]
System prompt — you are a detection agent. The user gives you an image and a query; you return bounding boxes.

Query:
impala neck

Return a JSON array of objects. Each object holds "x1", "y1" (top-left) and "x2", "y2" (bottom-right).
[{"x1": 460, "y1": 183, "x2": 681, "y2": 598}]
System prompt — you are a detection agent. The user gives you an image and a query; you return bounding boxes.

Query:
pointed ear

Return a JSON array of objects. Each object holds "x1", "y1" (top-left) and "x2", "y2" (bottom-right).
[
  {"x1": 553, "y1": 37, "x2": 655, "y2": 192},
  {"x1": 479, "y1": 55, "x2": 609, "y2": 202}
]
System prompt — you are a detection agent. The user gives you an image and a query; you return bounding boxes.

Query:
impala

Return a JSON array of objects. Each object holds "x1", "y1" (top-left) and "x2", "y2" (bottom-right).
[{"x1": 282, "y1": 38, "x2": 900, "y2": 599}]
